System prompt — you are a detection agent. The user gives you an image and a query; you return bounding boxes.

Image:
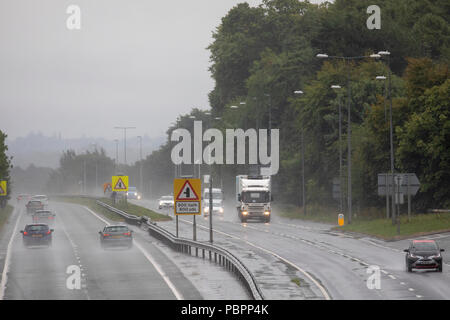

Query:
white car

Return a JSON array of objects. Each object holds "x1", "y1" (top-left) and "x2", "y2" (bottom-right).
[
  {"x1": 31, "y1": 195, "x2": 49, "y2": 207},
  {"x1": 158, "y1": 196, "x2": 174, "y2": 209}
]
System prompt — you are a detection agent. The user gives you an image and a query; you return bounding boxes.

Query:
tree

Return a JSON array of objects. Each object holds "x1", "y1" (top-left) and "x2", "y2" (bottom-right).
[{"x1": 0, "y1": 130, "x2": 13, "y2": 204}]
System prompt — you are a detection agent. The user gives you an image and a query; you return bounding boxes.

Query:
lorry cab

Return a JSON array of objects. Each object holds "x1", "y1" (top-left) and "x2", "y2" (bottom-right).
[
  {"x1": 236, "y1": 175, "x2": 272, "y2": 223},
  {"x1": 203, "y1": 188, "x2": 224, "y2": 216}
]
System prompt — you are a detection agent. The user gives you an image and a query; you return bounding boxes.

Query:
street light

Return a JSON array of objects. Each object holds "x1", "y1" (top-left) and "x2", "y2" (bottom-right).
[
  {"x1": 294, "y1": 90, "x2": 306, "y2": 215},
  {"x1": 137, "y1": 136, "x2": 143, "y2": 194},
  {"x1": 378, "y1": 50, "x2": 396, "y2": 228},
  {"x1": 114, "y1": 126, "x2": 136, "y2": 165},
  {"x1": 331, "y1": 85, "x2": 344, "y2": 216},
  {"x1": 317, "y1": 52, "x2": 381, "y2": 224},
  {"x1": 114, "y1": 139, "x2": 119, "y2": 170}
]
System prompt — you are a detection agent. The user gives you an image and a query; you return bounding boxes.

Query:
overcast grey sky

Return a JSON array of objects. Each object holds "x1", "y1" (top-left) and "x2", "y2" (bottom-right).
[{"x1": 0, "y1": 0, "x2": 327, "y2": 141}]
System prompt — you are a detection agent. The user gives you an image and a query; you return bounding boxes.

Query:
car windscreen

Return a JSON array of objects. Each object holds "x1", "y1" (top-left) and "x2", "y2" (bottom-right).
[
  {"x1": 28, "y1": 201, "x2": 42, "y2": 205},
  {"x1": 104, "y1": 226, "x2": 129, "y2": 233},
  {"x1": 411, "y1": 242, "x2": 438, "y2": 252},
  {"x1": 25, "y1": 225, "x2": 49, "y2": 232},
  {"x1": 162, "y1": 196, "x2": 173, "y2": 200}
]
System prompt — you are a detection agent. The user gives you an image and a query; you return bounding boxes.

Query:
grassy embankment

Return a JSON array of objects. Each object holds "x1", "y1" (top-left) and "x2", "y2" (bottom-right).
[
  {"x1": 53, "y1": 196, "x2": 171, "y2": 222},
  {"x1": 0, "y1": 204, "x2": 14, "y2": 231},
  {"x1": 277, "y1": 204, "x2": 450, "y2": 240}
]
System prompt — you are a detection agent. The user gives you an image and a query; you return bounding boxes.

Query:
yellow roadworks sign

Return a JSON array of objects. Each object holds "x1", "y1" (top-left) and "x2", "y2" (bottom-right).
[
  {"x1": 112, "y1": 176, "x2": 129, "y2": 192},
  {"x1": 173, "y1": 178, "x2": 201, "y2": 215},
  {"x1": 0, "y1": 181, "x2": 6, "y2": 196}
]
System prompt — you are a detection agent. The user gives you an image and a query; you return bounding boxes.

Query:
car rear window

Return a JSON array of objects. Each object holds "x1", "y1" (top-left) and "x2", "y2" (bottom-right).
[
  {"x1": 25, "y1": 225, "x2": 49, "y2": 232},
  {"x1": 105, "y1": 226, "x2": 129, "y2": 232},
  {"x1": 35, "y1": 211, "x2": 52, "y2": 216}
]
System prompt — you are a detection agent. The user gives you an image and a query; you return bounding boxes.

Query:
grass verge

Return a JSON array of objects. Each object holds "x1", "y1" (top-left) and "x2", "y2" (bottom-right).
[
  {"x1": 339, "y1": 212, "x2": 450, "y2": 240},
  {"x1": 53, "y1": 196, "x2": 171, "y2": 222},
  {"x1": 277, "y1": 203, "x2": 450, "y2": 240},
  {"x1": 0, "y1": 204, "x2": 14, "y2": 231}
]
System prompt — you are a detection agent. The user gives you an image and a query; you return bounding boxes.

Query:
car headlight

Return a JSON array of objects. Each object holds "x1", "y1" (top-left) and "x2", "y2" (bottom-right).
[
  {"x1": 159, "y1": 201, "x2": 163, "y2": 206},
  {"x1": 264, "y1": 211, "x2": 270, "y2": 216},
  {"x1": 429, "y1": 254, "x2": 440, "y2": 259},
  {"x1": 219, "y1": 207, "x2": 224, "y2": 213},
  {"x1": 204, "y1": 207, "x2": 209, "y2": 213},
  {"x1": 242, "y1": 211, "x2": 248, "y2": 216}
]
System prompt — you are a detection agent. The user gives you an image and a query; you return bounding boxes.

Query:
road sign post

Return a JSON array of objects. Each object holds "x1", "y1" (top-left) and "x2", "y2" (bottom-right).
[
  {"x1": 174, "y1": 178, "x2": 201, "y2": 241},
  {"x1": 378, "y1": 173, "x2": 420, "y2": 234}
]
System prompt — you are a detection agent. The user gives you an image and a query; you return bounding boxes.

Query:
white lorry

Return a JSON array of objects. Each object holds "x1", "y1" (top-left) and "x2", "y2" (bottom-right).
[
  {"x1": 236, "y1": 175, "x2": 272, "y2": 223},
  {"x1": 203, "y1": 188, "x2": 224, "y2": 216}
]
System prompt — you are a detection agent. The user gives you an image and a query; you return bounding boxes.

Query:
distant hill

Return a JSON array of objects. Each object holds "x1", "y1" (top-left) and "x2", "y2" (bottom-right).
[{"x1": 6, "y1": 132, "x2": 165, "y2": 169}]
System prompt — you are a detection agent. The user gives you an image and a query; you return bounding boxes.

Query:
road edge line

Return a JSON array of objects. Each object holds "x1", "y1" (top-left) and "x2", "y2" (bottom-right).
[{"x1": 0, "y1": 207, "x2": 22, "y2": 300}]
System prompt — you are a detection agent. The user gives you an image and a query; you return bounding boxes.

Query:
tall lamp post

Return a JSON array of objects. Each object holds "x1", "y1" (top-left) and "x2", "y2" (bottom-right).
[
  {"x1": 375, "y1": 75, "x2": 390, "y2": 219},
  {"x1": 331, "y1": 85, "x2": 344, "y2": 215},
  {"x1": 114, "y1": 126, "x2": 136, "y2": 166},
  {"x1": 137, "y1": 136, "x2": 143, "y2": 194},
  {"x1": 294, "y1": 90, "x2": 306, "y2": 215},
  {"x1": 114, "y1": 139, "x2": 119, "y2": 171},
  {"x1": 377, "y1": 51, "x2": 396, "y2": 228},
  {"x1": 189, "y1": 115, "x2": 198, "y2": 241},
  {"x1": 317, "y1": 53, "x2": 381, "y2": 224}
]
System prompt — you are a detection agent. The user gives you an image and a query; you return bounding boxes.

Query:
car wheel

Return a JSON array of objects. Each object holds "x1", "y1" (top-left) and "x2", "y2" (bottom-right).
[
  {"x1": 407, "y1": 263, "x2": 412, "y2": 272},
  {"x1": 438, "y1": 263, "x2": 443, "y2": 272}
]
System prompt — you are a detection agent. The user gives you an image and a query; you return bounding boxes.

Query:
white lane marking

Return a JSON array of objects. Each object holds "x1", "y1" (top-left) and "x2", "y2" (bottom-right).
[
  {"x1": 0, "y1": 207, "x2": 22, "y2": 300},
  {"x1": 180, "y1": 218, "x2": 331, "y2": 300},
  {"x1": 81, "y1": 206, "x2": 184, "y2": 300},
  {"x1": 408, "y1": 288, "x2": 415, "y2": 292},
  {"x1": 57, "y1": 213, "x2": 91, "y2": 300},
  {"x1": 381, "y1": 270, "x2": 389, "y2": 275},
  {"x1": 388, "y1": 275, "x2": 396, "y2": 280}
]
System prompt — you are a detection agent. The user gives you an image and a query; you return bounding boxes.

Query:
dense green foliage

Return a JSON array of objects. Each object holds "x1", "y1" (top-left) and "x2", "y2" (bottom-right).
[
  {"x1": 128, "y1": 0, "x2": 450, "y2": 213},
  {"x1": 0, "y1": 130, "x2": 13, "y2": 203},
  {"x1": 46, "y1": 148, "x2": 115, "y2": 194}
]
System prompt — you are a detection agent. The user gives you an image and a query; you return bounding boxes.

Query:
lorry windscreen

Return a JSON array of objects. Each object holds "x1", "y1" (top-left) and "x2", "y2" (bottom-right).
[{"x1": 241, "y1": 191, "x2": 269, "y2": 203}]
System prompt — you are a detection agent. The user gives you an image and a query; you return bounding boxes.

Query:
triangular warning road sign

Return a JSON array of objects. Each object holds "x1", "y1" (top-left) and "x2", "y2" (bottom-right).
[
  {"x1": 114, "y1": 178, "x2": 127, "y2": 190},
  {"x1": 176, "y1": 180, "x2": 199, "y2": 200}
]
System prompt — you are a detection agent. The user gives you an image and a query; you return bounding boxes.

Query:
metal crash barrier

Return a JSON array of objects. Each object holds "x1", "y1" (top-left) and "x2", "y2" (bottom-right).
[{"x1": 94, "y1": 199, "x2": 264, "y2": 300}]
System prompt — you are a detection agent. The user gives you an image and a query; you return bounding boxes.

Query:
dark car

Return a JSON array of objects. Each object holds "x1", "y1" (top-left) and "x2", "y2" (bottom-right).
[
  {"x1": 99, "y1": 225, "x2": 133, "y2": 249},
  {"x1": 32, "y1": 210, "x2": 56, "y2": 224},
  {"x1": 26, "y1": 200, "x2": 44, "y2": 214},
  {"x1": 404, "y1": 240, "x2": 445, "y2": 272},
  {"x1": 20, "y1": 224, "x2": 53, "y2": 247}
]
